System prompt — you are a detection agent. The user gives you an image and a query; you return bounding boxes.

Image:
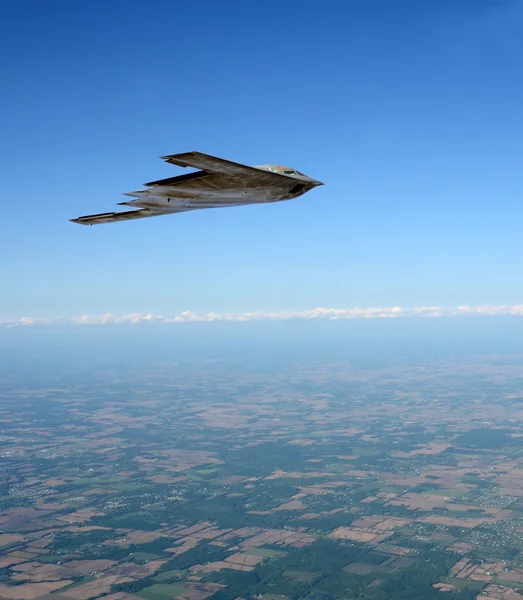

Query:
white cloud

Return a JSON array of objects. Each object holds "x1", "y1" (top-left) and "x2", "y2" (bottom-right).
[{"x1": 1, "y1": 304, "x2": 523, "y2": 327}]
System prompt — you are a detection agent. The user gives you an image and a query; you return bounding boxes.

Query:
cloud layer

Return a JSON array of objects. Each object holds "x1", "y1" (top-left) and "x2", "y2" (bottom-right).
[{"x1": 2, "y1": 304, "x2": 523, "y2": 327}]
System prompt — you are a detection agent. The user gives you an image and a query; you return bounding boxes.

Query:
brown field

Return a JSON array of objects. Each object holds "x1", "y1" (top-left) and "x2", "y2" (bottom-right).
[
  {"x1": 191, "y1": 526, "x2": 232, "y2": 540},
  {"x1": 100, "y1": 594, "x2": 144, "y2": 600},
  {"x1": 42, "y1": 479, "x2": 66, "y2": 487},
  {"x1": 0, "y1": 580, "x2": 73, "y2": 599},
  {"x1": 449, "y1": 542, "x2": 474, "y2": 554},
  {"x1": 276, "y1": 499, "x2": 306, "y2": 510},
  {"x1": 0, "y1": 557, "x2": 26, "y2": 568},
  {"x1": 56, "y1": 574, "x2": 135, "y2": 599},
  {"x1": 165, "y1": 540, "x2": 200, "y2": 555},
  {"x1": 478, "y1": 584, "x2": 523, "y2": 599},
  {"x1": 62, "y1": 559, "x2": 116, "y2": 574},
  {"x1": 104, "y1": 529, "x2": 167, "y2": 546},
  {"x1": 192, "y1": 560, "x2": 254, "y2": 573},
  {"x1": 499, "y1": 572, "x2": 523, "y2": 584},
  {"x1": 24, "y1": 538, "x2": 53, "y2": 548},
  {"x1": 225, "y1": 553, "x2": 264, "y2": 566},
  {"x1": 240, "y1": 529, "x2": 314, "y2": 548},
  {"x1": 248, "y1": 499, "x2": 305, "y2": 515},
  {"x1": 351, "y1": 516, "x2": 411, "y2": 531},
  {"x1": 449, "y1": 557, "x2": 470, "y2": 577},
  {"x1": 105, "y1": 559, "x2": 168, "y2": 578},
  {"x1": 173, "y1": 523, "x2": 212, "y2": 537},
  {"x1": 386, "y1": 493, "x2": 448, "y2": 510},
  {"x1": 330, "y1": 516, "x2": 410, "y2": 544},
  {"x1": 8, "y1": 550, "x2": 40, "y2": 559},
  {"x1": 0, "y1": 533, "x2": 25, "y2": 546},
  {"x1": 450, "y1": 559, "x2": 506, "y2": 582},
  {"x1": 11, "y1": 561, "x2": 83, "y2": 582},
  {"x1": 265, "y1": 470, "x2": 332, "y2": 480},
  {"x1": 57, "y1": 507, "x2": 105, "y2": 523},
  {"x1": 391, "y1": 443, "x2": 449, "y2": 457},
  {"x1": 165, "y1": 581, "x2": 226, "y2": 600},
  {"x1": 379, "y1": 545, "x2": 412, "y2": 556},
  {"x1": 330, "y1": 528, "x2": 383, "y2": 543},
  {"x1": 420, "y1": 515, "x2": 486, "y2": 528},
  {"x1": 66, "y1": 526, "x2": 113, "y2": 534},
  {"x1": 361, "y1": 496, "x2": 377, "y2": 503}
]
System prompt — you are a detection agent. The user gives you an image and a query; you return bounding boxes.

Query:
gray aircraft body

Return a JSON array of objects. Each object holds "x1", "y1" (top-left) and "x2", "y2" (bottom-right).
[{"x1": 71, "y1": 151, "x2": 324, "y2": 226}]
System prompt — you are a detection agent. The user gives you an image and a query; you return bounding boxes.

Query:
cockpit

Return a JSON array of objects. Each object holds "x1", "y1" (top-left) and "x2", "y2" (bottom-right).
[
  {"x1": 255, "y1": 164, "x2": 308, "y2": 178},
  {"x1": 281, "y1": 168, "x2": 307, "y2": 176}
]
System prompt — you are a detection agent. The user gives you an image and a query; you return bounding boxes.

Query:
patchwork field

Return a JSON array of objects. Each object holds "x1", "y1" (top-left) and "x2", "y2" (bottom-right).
[{"x1": 1, "y1": 351, "x2": 523, "y2": 599}]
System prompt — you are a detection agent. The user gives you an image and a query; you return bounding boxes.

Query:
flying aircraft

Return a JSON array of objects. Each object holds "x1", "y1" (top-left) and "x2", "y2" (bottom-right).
[{"x1": 70, "y1": 151, "x2": 324, "y2": 225}]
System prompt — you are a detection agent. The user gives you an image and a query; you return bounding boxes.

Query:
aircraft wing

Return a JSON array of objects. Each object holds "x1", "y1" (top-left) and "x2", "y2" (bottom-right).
[
  {"x1": 70, "y1": 207, "x2": 187, "y2": 226},
  {"x1": 160, "y1": 151, "x2": 290, "y2": 182}
]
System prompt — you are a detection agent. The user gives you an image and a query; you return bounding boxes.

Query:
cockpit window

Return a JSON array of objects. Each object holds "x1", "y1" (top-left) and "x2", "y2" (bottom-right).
[{"x1": 255, "y1": 165, "x2": 307, "y2": 177}]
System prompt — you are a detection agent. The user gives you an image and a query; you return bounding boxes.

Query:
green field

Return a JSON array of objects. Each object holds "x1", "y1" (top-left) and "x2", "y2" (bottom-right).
[
  {"x1": 153, "y1": 569, "x2": 182, "y2": 582},
  {"x1": 137, "y1": 583, "x2": 190, "y2": 600},
  {"x1": 283, "y1": 570, "x2": 317, "y2": 582},
  {"x1": 112, "y1": 483, "x2": 148, "y2": 491},
  {"x1": 443, "y1": 510, "x2": 485, "y2": 518},
  {"x1": 38, "y1": 554, "x2": 71, "y2": 564},
  {"x1": 246, "y1": 547, "x2": 286, "y2": 558},
  {"x1": 194, "y1": 467, "x2": 220, "y2": 475}
]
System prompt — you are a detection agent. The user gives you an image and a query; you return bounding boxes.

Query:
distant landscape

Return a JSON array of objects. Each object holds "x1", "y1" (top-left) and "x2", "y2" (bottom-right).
[{"x1": 1, "y1": 335, "x2": 523, "y2": 599}]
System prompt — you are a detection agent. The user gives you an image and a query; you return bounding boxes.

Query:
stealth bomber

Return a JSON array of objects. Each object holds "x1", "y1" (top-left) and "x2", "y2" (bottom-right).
[{"x1": 71, "y1": 151, "x2": 324, "y2": 225}]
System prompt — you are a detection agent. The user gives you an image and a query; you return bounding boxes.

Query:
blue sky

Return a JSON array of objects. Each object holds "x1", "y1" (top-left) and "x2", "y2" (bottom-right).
[{"x1": 1, "y1": 0, "x2": 522, "y2": 321}]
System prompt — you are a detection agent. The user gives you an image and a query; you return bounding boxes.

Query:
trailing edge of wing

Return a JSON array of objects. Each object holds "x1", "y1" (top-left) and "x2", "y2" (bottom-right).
[
  {"x1": 144, "y1": 170, "x2": 209, "y2": 187},
  {"x1": 70, "y1": 209, "x2": 161, "y2": 226},
  {"x1": 160, "y1": 151, "x2": 291, "y2": 182}
]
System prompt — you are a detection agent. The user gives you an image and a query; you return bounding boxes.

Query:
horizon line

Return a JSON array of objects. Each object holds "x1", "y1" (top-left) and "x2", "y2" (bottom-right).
[{"x1": 1, "y1": 303, "x2": 523, "y2": 327}]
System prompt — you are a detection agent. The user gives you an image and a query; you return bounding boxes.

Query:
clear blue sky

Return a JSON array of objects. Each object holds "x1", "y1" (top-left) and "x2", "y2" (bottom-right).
[{"x1": 1, "y1": 0, "x2": 522, "y2": 320}]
